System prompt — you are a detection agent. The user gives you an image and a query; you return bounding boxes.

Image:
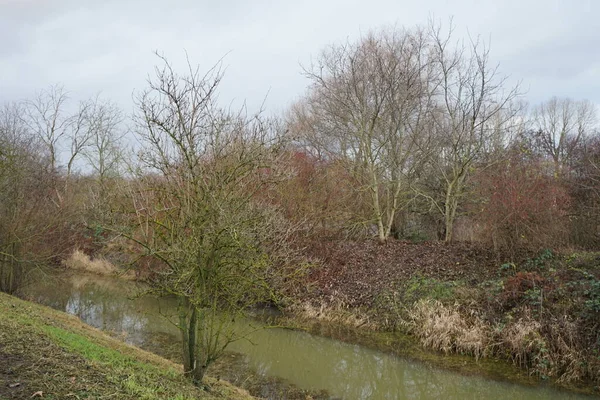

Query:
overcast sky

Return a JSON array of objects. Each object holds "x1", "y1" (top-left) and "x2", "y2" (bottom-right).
[{"x1": 1, "y1": 0, "x2": 599, "y2": 115}]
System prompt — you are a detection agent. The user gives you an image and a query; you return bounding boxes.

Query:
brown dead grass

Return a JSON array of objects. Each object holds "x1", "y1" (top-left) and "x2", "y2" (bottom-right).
[
  {"x1": 405, "y1": 301, "x2": 600, "y2": 386},
  {"x1": 502, "y1": 312, "x2": 544, "y2": 369},
  {"x1": 63, "y1": 249, "x2": 135, "y2": 279},
  {"x1": 542, "y1": 315, "x2": 597, "y2": 384},
  {"x1": 405, "y1": 299, "x2": 490, "y2": 360},
  {"x1": 291, "y1": 300, "x2": 375, "y2": 329}
]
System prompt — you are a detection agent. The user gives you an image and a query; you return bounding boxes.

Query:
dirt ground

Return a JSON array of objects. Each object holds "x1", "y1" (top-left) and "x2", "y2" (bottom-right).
[
  {"x1": 0, "y1": 331, "x2": 112, "y2": 400},
  {"x1": 303, "y1": 239, "x2": 504, "y2": 307}
]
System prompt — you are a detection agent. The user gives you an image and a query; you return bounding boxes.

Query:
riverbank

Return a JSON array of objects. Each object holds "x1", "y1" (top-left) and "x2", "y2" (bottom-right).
[
  {"x1": 291, "y1": 240, "x2": 600, "y2": 395},
  {"x1": 14, "y1": 270, "x2": 600, "y2": 399},
  {"x1": 0, "y1": 292, "x2": 253, "y2": 400},
  {"x1": 53, "y1": 239, "x2": 600, "y2": 396}
]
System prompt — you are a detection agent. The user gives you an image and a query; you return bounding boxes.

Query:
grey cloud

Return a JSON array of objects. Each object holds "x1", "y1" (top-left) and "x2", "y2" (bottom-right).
[{"x1": 1, "y1": 0, "x2": 599, "y2": 112}]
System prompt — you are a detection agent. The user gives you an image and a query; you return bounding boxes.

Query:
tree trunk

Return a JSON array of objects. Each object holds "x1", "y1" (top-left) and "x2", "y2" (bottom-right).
[
  {"x1": 444, "y1": 174, "x2": 464, "y2": 242},
  {"x1": 192, "y1": 362, "x2": 207, "y2": 384},
  {"x1": 178, "y1": 297, "x2": 196, "y2": 375},
  {"x1": 188, "y1": 306, "x2": 198, "y2": 373},
  {"x1": 444, "y1": 209, "x2": 454, "y2": 242},
  {"x1": 178, "y1": 298, "x2": 205, "y2": 385},
  {"x1": 384, "y1": 181, "x2": 403, "y2": 240},
  {"x1": 444, "y1": 181, "x2": 456, "y2": 242},
  {"x1": 370, "y1": 168, "x2": 386, "y2": 243}
]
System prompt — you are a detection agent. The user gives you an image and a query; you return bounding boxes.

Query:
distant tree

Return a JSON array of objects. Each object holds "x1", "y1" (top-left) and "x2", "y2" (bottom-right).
[
  {"x1": 22, "y1": 85, "x2": 70, "y2": 175},
  {"x1": 64, "y1": 99, "x2": 94, "y2": 182},
  {"x1": 473, "y1": 148, "x2": 570, "y2": 257},
  {"x1": 0, "y1": 103, "x2": 56, "y2": 293},
  {"x1": 421, "y1": 22, "x2": 521, "y2": 242},
  {"x1": 568, "y1": 133, "x2": 600, "y2": 249},
  {"x1": 21, "y1": 86, "x2": 127, "y2": 191},
  {"x1": 270, "y1": 148, "x2": 367, "y2": 238},
  {"x1": 531, "y1": 97, "x2": 597, "y2": 177},
  {"x1": 82, "y1": 97, "x2": 126, "y2": 184}
]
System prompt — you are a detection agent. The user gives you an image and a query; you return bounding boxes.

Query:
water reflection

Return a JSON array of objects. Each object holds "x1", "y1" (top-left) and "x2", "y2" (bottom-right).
[{"x1": 22, "y1": 273, "x2": 594, "y2": 400}]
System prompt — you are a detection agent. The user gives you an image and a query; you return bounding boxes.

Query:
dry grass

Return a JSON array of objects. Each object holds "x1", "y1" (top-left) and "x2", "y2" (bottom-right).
[
  {"x1": 405, "y1": 299, "x2": 490, "y2": 360},
  {"x1": 63, "y1": 249, "x2": 135, "y2": 279},
  {"x1": 291, "y1": 300, "x2": 375, "y2": 329},
  {"x1": 502, "y1": 312, "x2": 544, "y2": 369},
  {"x1": 499, "y1": 311, "x2": 600, "y2": 384},
  {"x1": 405, "y1": 301, "x2": 599, "y2": 386},
  {"x1": 541, "y1": 315, "x2": 596, "y2": 384}
]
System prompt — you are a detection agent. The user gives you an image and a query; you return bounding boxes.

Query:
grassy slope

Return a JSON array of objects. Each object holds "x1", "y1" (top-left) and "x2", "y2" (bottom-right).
[{"x1": 0, "y1": 292, "x2": 253, "y2": 400}]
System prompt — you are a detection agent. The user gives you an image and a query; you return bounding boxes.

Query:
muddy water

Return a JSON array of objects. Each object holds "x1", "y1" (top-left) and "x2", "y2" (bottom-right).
[{"x1": 22, "y1": 273, "x2": 595, "y2": 400}]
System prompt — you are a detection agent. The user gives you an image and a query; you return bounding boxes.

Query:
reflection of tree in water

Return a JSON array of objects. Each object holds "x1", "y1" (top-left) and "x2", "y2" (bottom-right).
[
  {"x1": 25, "y1": 274, "x2": 154, "y2": 346},
  {"x1": 211, "y1": 352, "x2": 331, "y2": 400},
  {"x1": 65, "y1": 286, "x2": 148, "y2": 345}
]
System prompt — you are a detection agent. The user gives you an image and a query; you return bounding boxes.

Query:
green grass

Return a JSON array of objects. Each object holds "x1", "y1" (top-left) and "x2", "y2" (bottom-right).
[{"x1": 0, "y1": 292, "x2": 253, "y2": 400}]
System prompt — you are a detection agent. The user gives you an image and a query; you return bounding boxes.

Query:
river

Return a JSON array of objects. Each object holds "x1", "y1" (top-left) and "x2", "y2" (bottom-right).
[{"x1": 20, "y1": 272, "x2": 596, "y2": 400}]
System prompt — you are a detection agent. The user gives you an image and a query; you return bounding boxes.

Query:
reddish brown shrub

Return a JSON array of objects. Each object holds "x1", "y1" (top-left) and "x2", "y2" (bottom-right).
[
  {"x1": 473, "y1": 152, "x2": 570, "y2": 257},
  {"x1": 269, "y1": 150, "x2": 369, "y2": 238},
  {"x1": 502, "y1": 272, "x2": 545, "y2": 305}
]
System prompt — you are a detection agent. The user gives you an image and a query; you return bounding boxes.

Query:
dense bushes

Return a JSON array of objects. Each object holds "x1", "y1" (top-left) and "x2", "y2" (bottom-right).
[{"x1": 472, "y1": 151, "x2": 571, "y2": 256}]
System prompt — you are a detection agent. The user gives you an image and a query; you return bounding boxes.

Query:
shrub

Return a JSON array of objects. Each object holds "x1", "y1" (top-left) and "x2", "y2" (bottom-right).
[
  {"x1": 472, "y1": 152, "x2": 570, "y2": 258},
  {"x1": 502, "y1": 272, "x2": 545, "y2": 307}
]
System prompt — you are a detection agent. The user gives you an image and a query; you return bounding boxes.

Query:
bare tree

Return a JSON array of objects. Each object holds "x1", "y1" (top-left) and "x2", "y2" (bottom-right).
[
  {"x1": 64, "y1": 99, "x2": 93, "y2": 181},
  {"x1": 421, "y1": 22, "x2": 521, "y2": 242},
  {"x1": 0, "y1": 102, "x2": 55, "y2": 293},
  {"x1": 124, "y1": 53, "x2": 291, "y2": 384},
  {"x1": 294, "y1": 26, "x2": 436, "y2": 242},
  {"x1": 82, "y1": 97, "x2": 125, "y2": 184},
  {"x1": 22, "y1": 85, "x2": 70, "y2": 174},
  {"x1": 531, "y1": 97, "x2": 597, "y2": 177}
]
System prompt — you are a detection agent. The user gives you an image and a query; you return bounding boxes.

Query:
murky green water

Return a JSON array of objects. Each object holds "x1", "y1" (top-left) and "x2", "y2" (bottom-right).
[{"x1": 21, "y1": 273, "x2": 596, "y2": 400}]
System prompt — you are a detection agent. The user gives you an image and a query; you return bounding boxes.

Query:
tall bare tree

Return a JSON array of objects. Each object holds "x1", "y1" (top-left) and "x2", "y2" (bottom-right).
[
  {"x1": 0, "y1": 103, "x2": 55, "y2": 293},
  {"x1": 82, "y1": 97, "x2": 125, "y2": 184},
  {"x1": 22, "y1": 85, "x2": 70, "y2": 174},
  {"x1": 422, "y1": 22, "x2": 521, "y2": 242},
  {"x1": 64, "y1": 99, "x2": 93, "y2": 181},
  {"x1": 293, "y1": 26, "x2": 436, "y2": 242},
  {"x1": 125, "y1": 54, "x2": 290, "y2": 384}
]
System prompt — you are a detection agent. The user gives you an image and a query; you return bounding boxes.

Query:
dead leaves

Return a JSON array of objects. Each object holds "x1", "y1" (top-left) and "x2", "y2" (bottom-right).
[{"x1": 304, "y1": 239, "x2": 497, "y2": 307}]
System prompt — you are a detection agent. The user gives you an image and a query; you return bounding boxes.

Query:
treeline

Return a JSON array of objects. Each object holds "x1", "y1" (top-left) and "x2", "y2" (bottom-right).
[
  {"x1": 1, "y1": 22, "x2": 599, "y2": 286},
  {"x1": 286, "y1": 23, "x2": 598, "y2": 254}
]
